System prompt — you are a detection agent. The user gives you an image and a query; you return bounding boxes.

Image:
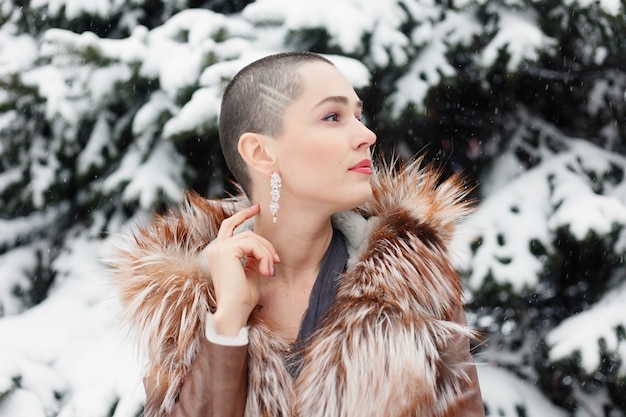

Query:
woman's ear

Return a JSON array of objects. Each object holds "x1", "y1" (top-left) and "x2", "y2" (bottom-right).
[{"x1": 238, "y1": 132, "x2": 276, "y2": 175}]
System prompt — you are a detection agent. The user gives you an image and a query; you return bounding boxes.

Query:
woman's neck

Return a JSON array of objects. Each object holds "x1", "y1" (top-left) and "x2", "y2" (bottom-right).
[{"x1": 254, "y1": 210, "x2": 334, "y2": 286}]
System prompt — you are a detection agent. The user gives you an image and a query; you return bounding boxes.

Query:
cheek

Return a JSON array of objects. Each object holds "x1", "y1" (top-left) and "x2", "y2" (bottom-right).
[
  {"x1": 308, "y1": 148, "x2": 338, "y2": 169},
  {"x1": 278, "y1": 131, "x2": 348, "y2": 183},
  {"x1": 295, "y1": 140, "x2": 344, "y2": 170}
]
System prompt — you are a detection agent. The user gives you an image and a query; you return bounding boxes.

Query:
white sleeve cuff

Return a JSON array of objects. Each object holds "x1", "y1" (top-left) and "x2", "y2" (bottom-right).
[{"x1": 205, "y1": 313, "x2": 249, "y2": 346}]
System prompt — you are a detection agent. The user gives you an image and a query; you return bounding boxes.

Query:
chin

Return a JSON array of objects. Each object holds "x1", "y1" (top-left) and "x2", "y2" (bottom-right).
[
  {"x1": 322, "y1": 184, "x2": 373, "y2": 213},
  {"x1": 344, "y1": 188, "x2": 373, "y2": 210}
]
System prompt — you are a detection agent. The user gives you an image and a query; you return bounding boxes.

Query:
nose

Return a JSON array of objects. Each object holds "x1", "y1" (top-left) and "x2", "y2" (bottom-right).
[{"x1": 353, "y1": 119, "x2": 377, "y2": 149}]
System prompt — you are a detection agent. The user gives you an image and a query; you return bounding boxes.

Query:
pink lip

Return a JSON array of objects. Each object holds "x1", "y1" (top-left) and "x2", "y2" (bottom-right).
[{"x1": 349, "y1": 159, "x2": 372, "y2": 174}]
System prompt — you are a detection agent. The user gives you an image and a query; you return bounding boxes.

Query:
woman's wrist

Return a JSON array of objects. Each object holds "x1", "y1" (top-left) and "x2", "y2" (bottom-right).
[
  {"x1": 206, "y1": 313, "x2": 249, "y2": 345},
  {"x1": 212, "y1": 305, "x2": 250, "y2": 337}
]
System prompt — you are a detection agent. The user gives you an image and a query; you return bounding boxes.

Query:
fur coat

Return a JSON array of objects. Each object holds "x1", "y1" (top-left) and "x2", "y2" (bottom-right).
[{"x1": 108, "y1": 159, "x2": 482, "y2": 417}]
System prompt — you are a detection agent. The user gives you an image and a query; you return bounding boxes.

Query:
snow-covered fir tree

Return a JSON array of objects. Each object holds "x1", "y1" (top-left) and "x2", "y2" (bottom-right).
[{"x1": 0, "y1": 0, "x2": 624, "y2": 416}]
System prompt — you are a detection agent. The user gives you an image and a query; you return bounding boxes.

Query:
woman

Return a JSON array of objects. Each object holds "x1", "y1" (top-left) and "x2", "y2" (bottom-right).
[{"x1": 110, "y1": 51, "x2": 484, "y2": 416}]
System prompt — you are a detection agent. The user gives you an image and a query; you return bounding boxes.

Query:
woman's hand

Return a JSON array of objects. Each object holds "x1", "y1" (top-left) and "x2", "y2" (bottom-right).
[{"x1": 204, "y1": 204, "x2": 279, "y2": 336}]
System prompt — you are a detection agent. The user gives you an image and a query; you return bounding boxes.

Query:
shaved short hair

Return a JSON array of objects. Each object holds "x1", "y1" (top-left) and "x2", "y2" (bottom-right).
[{"x1": 219, "y1": 51, "x2": 333, "y2": 196}]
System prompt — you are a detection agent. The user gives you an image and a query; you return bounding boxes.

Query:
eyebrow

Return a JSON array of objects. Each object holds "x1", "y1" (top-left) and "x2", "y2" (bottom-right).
[{"x1": 313, "y1": 95, "x2": 363, "y2": 110}]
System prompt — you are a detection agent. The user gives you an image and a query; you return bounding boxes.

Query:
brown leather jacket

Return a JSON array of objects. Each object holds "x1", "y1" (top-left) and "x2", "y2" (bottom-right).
[
  {"x1": 145, "y1": 340, "x2": 248, "y2": 416},
  {"x1": 110, "y1": 160, "x2": 485, "y2": 417}
]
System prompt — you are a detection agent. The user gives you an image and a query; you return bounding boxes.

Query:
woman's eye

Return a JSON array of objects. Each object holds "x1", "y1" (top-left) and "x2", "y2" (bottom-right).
[{"x1": 323, "y1": 113, "x2": 339, "y2": 122}]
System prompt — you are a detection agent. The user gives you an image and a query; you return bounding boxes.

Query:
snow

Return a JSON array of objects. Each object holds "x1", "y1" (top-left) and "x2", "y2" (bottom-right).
[
  {"x1": 458, "y1": 137, "x2": 626, "y2": 291},
  {"x1": 392, "y1": 42, "x2": 455, "y2": 113},
  {"x1": 0, "y1": 246, "x2": 38, "y2": 316},
  {"x1": 458, "y1": 166, "x2": 553, "y2": 290},
  {"x1": 30, "y1": 0, "x2": 121, "y2": 19},
  {"x1": 0, "y1": 165, "x2": 22, "y2": 194},
  {"x1": 101, "y1": 137, "x2": 185, "y2": 210},
  {"x1": 0, "y1": 210, "x2": 55, "y2": 247},
  {"x1": 325, "y1": 55, "x2": 371, "y2": 89},
  {"x1": 0, "y1": 234, "x2": 143, "y2": 417},
  {"x1": 21, "y1": 64, "x2": 82, "y2": 126},
  {"x1": 163, "y1": 86, "x2": 220, "y2": 138},
  {"x1": 588, "y1": 71, "x2": 626, "y2": 116},
  {"x1": 478, "y1": 365, "x2": 568, "y2": 417},
  {"x1": 97, "y1": 28, "x2": 149, "y2": 64},
  {"x1": 565, "y1": 0, "x2": 624, "y2": 15},
  {"x1": 452, "y1": 132, "x2": 626, "y2": 387},
  {"x1": 481, "y1": 9, "x2": 557, "y2": 71},
  {"x1": 391, "y1": 8, "x2": 482, "y2": 113},
  {"x1": 548, "y1": 279, "x2": 626, "y2": 374},
  {"x1": 141, "y1": 9, "x2": 255, "y2": 97},
  {"x1": 41, "y1": 29, "x2": 102, "y2": 61},
  {"x1": 549, "y1": 171, "x2": 626, "y2": 240},
  {"x1": 146, "y1": 38, "x2": 204, "y2": 99},
  {"x1": 0, "y1": 33, "x2": 38, "y2": 74},
  {"x1": 77, "y1": 114, "x2": 115, "y2": 175},
  {"x1": 243, "y1": 0, "x2": 414, "y2": 67},
  {"x1": 244, "y1": 0, "x2": 376, "y2": 52},
  {"x1": 1, "y1": 1, "x2": 625, "y2": 415},
  {"x1": 133, "y1": 91, "x2": 177, "y2": 136},
  {"x1": 198, "y1": 53, "x2": 260, "y2": 87},
  {"x1": 121, "y1": 140, "x2": 186, "y2": 209},
  {"x1": 28, "y1": 136, "x2": 60, "y2": 209},
  {"x1": 0, "y1": 389, "x2": 47, "y2": 417},
  {"x1": 90, "y1": 65, "x2": 134, "y2": 106}
]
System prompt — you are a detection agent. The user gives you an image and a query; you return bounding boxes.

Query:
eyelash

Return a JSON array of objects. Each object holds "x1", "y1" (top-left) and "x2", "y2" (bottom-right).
[
  {"x1": 323, "y1": 113, "x2": 339, "y2": 122},
  {"x1": 322, "y1": 113, "x2": 364, "y2": 123}
]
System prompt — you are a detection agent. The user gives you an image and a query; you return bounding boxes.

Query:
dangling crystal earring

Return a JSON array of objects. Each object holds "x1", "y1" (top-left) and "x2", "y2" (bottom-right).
[{"x1": 269, "y1": 172, "x2": 281, "y2": 223}]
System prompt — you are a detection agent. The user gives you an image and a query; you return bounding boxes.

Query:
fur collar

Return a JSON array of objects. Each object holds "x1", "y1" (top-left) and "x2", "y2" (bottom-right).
[{"x1": 108, "y1": 158, "x2": 475, "y2": 416}]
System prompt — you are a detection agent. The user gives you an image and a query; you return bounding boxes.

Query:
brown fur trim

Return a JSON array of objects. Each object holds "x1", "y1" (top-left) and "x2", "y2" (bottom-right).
[
  {"x1": 108, "y1": 159, "x2": 476, "y2": 416},
  {"x1": 106, "y1": 194, "x2": 247, "y2": 415},
  {"x1": 293, "y1": 159, "x2": 475, "y2": 416}
]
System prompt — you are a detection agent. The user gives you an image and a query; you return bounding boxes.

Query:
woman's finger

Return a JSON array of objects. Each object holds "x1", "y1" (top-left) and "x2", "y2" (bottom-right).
[
  {"x1": 235, "y1": 234, "x2": 277, "y2": 277},
  {"x1": 207, "y1": 231, "x2": 277, "y2": 277},
  {"x1": 216, "y1": 204, "x2": 260, "y2": 240}
]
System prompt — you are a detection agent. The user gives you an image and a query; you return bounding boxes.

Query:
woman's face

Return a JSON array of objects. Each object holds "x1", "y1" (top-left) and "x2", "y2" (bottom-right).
[{"x1": 272, "y1": 61, "x2": 377, "y2": 214}]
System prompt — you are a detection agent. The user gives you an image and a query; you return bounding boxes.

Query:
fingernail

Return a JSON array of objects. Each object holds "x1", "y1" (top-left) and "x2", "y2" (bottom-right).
[
  {"x1": 274, "y1": 253, "x2": 281, "y2": 263},
  {"x1": 271, "y1": 266, "x2": 276, "y2": 277}
]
